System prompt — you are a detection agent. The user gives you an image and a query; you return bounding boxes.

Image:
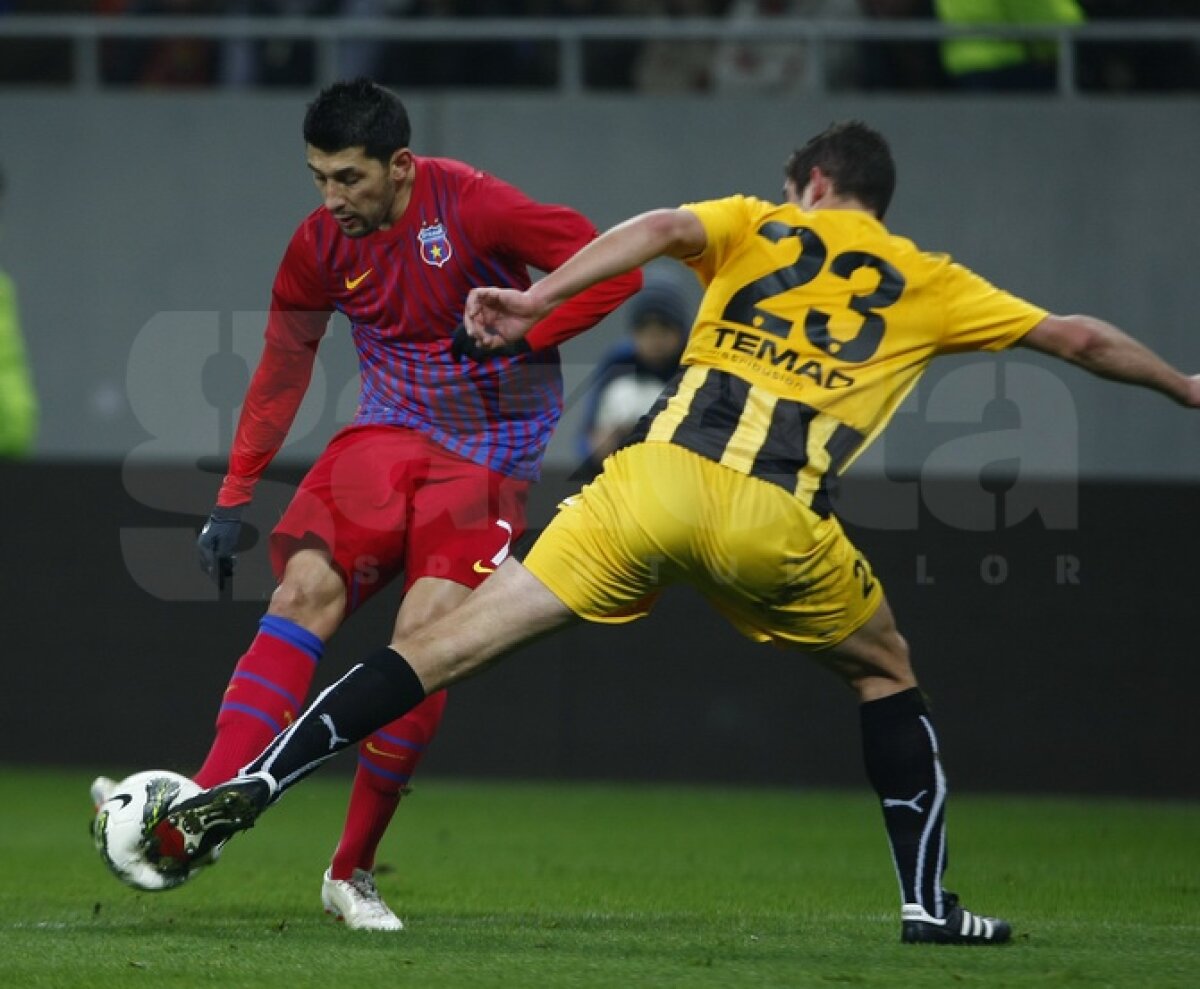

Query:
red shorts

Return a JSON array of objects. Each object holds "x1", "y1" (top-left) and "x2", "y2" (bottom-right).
[{"x1": 271, "y1": 424, "x2": 529, "y2": 612}]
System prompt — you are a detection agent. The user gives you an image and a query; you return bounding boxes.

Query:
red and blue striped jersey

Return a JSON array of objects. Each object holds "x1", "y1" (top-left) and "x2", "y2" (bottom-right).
[{"x1": 220, "y1": 156, "x2": 640, "y2": 504}]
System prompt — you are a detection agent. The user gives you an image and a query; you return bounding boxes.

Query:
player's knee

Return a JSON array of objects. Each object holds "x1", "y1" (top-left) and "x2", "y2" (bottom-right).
[
  {"x1": 859, "y1": 603, "x2": 913, "y2": 680},
  {"x1": 862, "y1": 620, "x2": 910, "y2": 668},
  {"x1": 870, "y1": 630, "x2": 916, "y2": 693},
  {"x1": 268, "y1": 559, "x2": 346, "y2": 632},
  {"x1": 828, "y1": 622, "x2": 916, "y2": 700}
]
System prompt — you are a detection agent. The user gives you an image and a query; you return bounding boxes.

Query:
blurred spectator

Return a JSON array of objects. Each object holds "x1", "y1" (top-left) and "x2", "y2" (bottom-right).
[
  {"x1": 934, "y1": 0, "x2": 1085, "y2": 91},
  {"x1": 711, "y1": 0, "x2": 861, "y2": 95},
  {"x1": 856, "y1": 0, "x2": 948, "y2": 91},
  {"x1": 0, "y1": 167, "x2": 38, "y2": 459},
  {"x1": 101, "y1": 0, "x2": 225, "y2": 88},
  {"x1": 100, "y1": 0, "x2": 411, "y2": 90},
  {"x1": 220, "y1": 1, "x2": 330, "y2": 89},
  {"x1": 575, "y1": 277, "x2": 691, "y2": 477},
  {"x1": 221, "y1": 1, "x2": 381, "y2": 89},
  {"x1": 632, "y1": 0, "x2": 724, "y2": 93},
  {"x1": 336, "y1": 0, "x2": 405, "y2": 81}
]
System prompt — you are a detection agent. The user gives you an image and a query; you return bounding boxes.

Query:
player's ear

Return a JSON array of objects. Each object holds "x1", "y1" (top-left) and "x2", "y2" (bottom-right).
[
  {"x1": 389, "y1": 148, "x2": 414, "y2": 183},
  {"x1": 805, "y1": 166, "x2": 831, "y2": 206}
]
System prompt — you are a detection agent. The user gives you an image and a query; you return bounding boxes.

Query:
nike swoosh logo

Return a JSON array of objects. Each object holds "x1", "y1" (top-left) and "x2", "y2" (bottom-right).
[
  {"x1": 472, "y1": 560, "x2": 495, "y2": 574},
  {"x1": 344, "y1": 268, "x2": 373, "y2": 291},
  {"x1": 365, "y1": 742, "x2": 406, "y2": 760},
  {"x1": 109, "y1": 793, "x2": 134, "y2": 810}
]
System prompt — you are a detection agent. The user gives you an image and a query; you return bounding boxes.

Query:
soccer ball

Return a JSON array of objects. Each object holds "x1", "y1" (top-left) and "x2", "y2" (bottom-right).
[{"x1": 92, "y1": 770, "x2": 203, "y2": 892}]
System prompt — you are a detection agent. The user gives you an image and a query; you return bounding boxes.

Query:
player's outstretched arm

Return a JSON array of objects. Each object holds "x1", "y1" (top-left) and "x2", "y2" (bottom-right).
[
  {"x1": 464, "y1": 208, "x2": 706, "y2": 352},
  {"x1": 1020, "y1": 314, "x2": 1200, "y2": 407}
]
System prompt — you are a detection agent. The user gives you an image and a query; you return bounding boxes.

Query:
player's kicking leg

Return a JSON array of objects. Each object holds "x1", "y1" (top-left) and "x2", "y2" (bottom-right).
[
  {"x1": 84, "y1": 561, "x2": 333, "y2": 821},
  {"x1": 820, "y1": 596, "x2": 1011, "y2": 945},
  {"x1": 160, "y1": 560, "x2": 576, "y2": 872}
]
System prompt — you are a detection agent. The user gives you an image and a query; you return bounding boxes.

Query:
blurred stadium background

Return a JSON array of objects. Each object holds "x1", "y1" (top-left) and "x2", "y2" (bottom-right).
[{"x1": 0, "y1": 4, "x2": 1198, "y2": 799}]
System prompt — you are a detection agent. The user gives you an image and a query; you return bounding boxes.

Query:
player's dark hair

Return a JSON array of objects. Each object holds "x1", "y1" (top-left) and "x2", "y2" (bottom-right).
[
  {"x1": 785, "y1": 120, "x2": 896, "y2": 219},
  {"x1": 303, "y1": 78, "x2": 411, "y2": 163}
]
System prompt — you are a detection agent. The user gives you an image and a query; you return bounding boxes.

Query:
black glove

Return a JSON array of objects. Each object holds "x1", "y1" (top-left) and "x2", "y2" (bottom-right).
[
  {"x1": 450, "y1": 322, "x2": 531, "y2": 362},
  {"x1": 197, "y1": 504, "x2": 244, "y2": 590}
]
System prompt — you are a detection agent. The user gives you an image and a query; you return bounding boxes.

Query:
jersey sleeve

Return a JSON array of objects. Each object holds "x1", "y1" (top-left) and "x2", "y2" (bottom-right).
[
  {"x1": 680, "y1": 195, "x2": 759, "y2": 285},
  {"x1": 935, "y1": 259, "x2": 1048, "y2": 354},
  {"x1": 217, "y1": 225, "x2": 332, "y2": 507},
  {"x1": 464, "y1": 173, "x2": 641, "y2": 350}
]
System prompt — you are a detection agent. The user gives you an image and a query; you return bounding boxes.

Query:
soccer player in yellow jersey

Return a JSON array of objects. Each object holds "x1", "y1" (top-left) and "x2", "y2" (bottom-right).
[{"x1": 159, "y1": 122, "x2": 1200, "y2": 945}]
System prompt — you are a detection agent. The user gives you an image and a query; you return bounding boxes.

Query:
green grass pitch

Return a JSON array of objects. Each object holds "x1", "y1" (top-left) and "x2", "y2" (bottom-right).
[{"x1": 0, "y1": 768, "x2": 1196, "y2": 988}]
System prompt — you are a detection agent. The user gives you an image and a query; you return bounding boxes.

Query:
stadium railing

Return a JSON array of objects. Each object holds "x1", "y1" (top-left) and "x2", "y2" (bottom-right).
[{"x1": 0, "y1": 15, "x2": 1198, "y2": 95}]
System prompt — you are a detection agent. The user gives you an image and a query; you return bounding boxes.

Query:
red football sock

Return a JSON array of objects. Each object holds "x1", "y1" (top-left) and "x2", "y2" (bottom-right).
[
  {"x1": 328, "y1": 690, "x2": 448, "y2": 879},
  {"x1": 193, "y1": 615, "x2": 323, "y2": 788}
]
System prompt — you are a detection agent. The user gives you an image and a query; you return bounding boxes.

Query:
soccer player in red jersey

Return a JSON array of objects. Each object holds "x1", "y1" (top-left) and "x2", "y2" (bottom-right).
[{"x1": 99, "y1": 78, "x2": 639, "y2": 929}]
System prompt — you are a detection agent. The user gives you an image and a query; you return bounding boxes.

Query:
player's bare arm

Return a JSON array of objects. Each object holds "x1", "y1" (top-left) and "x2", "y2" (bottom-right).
[
  {"x1": 465, "y1": 208, "x2": 706, "y2": 350},
  {"x1": 1020, "y1": 313, "x2": 1200, "y2": 407}
]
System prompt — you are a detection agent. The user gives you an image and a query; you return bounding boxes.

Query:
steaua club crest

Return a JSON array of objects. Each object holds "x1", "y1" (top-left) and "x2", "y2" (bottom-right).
[{"x1": 417, "y1": 221, "x2": 453, "y2": 268}]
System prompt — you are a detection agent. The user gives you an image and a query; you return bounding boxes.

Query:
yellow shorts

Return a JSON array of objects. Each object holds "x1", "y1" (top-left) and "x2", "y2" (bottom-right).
[{"x1": 524, "y1": 442, "x2": 883, "y2": 650}]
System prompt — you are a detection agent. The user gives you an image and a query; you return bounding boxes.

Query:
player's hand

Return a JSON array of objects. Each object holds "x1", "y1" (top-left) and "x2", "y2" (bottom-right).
[
  {"x1": 197, "y1": 505, "x2": 244, "y2": 589},
  {"x1": 1185, "y1": 373, "x2": 1200, "y2": 408},
  {"x1": 462, "y1": 286, "x2": 544, "y2": 355},
  {"x1": 450, "y1": 323, "x2": 532, "y2": 362}
]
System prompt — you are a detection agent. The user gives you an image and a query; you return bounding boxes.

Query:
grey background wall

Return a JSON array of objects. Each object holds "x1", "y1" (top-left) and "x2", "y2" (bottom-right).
[{"x1": 1, "y1": 93, "x2": 1198, "y2": 480}]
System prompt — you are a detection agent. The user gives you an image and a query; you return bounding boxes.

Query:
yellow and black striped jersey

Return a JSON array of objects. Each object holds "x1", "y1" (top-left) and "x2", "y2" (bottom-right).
[{"x1": 630, "y1": 195, "x2": 1048, "y2": 514}]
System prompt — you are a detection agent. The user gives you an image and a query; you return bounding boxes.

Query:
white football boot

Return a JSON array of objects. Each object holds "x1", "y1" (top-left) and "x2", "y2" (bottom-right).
[{"x1": 320, "y1": 869, "x2": 404, "y2": 931}]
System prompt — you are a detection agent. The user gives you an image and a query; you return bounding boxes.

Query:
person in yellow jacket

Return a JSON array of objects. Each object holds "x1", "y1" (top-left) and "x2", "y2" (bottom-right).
[
  {"x1": 0, "y1": 166, "x2": 37, "y2": 458},
  {"x1": 935, "y1": 0, "x2": 1085, "y2": 90}
]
